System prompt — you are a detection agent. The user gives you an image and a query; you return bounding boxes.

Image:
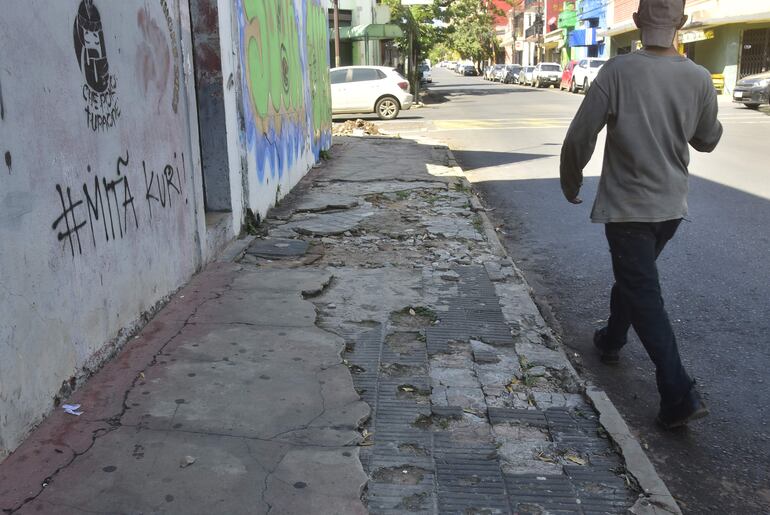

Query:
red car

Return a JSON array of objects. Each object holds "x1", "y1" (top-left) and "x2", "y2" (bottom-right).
[{"x1": 560, "y1": 60, "x2": 578, "y2": 91}]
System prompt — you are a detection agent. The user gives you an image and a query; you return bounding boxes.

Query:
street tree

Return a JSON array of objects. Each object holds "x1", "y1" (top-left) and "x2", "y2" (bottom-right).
[{"x1": 438, "y1": 0, "x2": 513, "y2": 70}]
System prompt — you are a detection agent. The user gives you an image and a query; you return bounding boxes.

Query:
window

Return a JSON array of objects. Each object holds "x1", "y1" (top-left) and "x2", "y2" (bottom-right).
[
  {"x1": 542, "y1": 64, "x2": 561, "y2": 71},
  {"x1": 351, "y1": 68, "x2": 381, "y2": 82},
  {"x1": 590, "y1": 60, "x2": 606, "y2": 68},
  {"x1": 579, "y1": 60, "x2": 588, "y2": 67},
  {"x1": 330, "y1": 69, "x2": 348, "y2": 84}
]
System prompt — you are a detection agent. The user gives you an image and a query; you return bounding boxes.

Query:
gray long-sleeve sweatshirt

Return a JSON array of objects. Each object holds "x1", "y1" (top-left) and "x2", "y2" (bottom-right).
[{"x1": 560, "y1": 50, "x2": 723, "y2": 223}]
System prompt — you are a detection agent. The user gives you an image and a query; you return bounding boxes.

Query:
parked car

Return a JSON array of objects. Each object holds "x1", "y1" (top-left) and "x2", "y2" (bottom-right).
[
  {"x1": 518, "y1": 66, "x2": 535, "y2": 86},
  {"x1": 532, "y1": 62, "x2": 563, "y2": 88},
  {"x1": 502, "y1": 64, "x2": 523, "y2": 84},
  {"x1": 733, "y1": 71, "x2": 770, "y2": 109},
  {"x1": 463, "y1": 64, "x2": 478, "y2": 76},
  {"x1": 419, "y1": 63, "x2": 432, "y2": 83},
  {"x1": 486, "y1": 64, "x2": 504, "y2": 80},
  {"x1": 560, "y1": 60, "x2": 578, "y2": 91},
  {"x1": 570, "y1": 58, "x2": 607, "y2": 93},
  {"x1": 330, "y1": 66, "x2": 413, "y2": 120}
]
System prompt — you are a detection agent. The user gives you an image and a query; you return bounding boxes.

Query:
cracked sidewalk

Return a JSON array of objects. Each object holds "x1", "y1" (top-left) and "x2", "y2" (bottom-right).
[{"x1": 0, "y1": 136, "x2": 678, "y2": 515}]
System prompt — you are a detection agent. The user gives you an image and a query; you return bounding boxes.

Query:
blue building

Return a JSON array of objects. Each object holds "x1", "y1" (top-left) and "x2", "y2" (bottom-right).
[{"x1": 570, "y1": 0, "x2": 607, "y2": 58}]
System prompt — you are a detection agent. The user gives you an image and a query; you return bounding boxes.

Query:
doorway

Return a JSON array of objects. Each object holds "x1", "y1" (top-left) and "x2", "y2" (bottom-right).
[
  {"x1": 740, "y1": 27, "x2": 770, "y2": 78},
  {"x1": 189, "y1": 0, "x2": 231, "y2": 213}
]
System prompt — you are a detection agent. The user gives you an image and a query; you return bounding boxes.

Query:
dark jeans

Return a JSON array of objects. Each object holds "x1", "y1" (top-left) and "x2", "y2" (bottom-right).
[{"x1": 604, "y1": 219, "x2": 692, "y2": 408}]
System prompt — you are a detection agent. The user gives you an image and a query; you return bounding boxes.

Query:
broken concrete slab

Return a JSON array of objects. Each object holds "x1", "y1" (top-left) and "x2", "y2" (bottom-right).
[
  {"x1": 293, "y1": 193, "x2": 360, "y2": 213},
  {"x1": 278, "y1": 208, "x2": 375, "y2": 237},
  {"x1": 246, "y1": 238, "x2": 310, "y2": 259},
  {"x1": 317, "y1": 137, "x2": 455, "y2": 184},
  {"x1": 20, "y1": 427, "x2": 368, "y2": 515},
  {"x1": 264, "y1": 446, "x2": 368, "y2": 515},
  {"x1": 122, "y1": 326, "x2": 367, "y2": 446},
  {"x1": 229, "y1": 268, "x2": 332, "y2": 297}
]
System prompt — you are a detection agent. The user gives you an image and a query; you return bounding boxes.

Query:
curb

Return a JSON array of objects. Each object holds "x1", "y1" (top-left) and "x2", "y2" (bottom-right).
[{"x1": 443, "y1": 145, "x2": 682, "y2": 515}]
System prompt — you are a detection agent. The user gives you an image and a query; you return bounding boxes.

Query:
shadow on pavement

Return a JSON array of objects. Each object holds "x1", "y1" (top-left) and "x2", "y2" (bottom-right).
[
  {"x1": 424, "y1": 86, "x2": 546, "y2": 104},
  {"x1": 451, "y1": 149, "x2": 551, "y2": 171}
]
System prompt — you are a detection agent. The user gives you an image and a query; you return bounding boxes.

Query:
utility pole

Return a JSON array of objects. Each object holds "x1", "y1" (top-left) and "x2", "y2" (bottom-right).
[{"x1": 332, "y1": 0, "x2": 341, "y2": 68}]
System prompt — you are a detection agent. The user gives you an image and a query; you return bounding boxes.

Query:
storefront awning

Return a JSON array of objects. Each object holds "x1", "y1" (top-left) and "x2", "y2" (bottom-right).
[
  {"x1": 336, "y1": 24, "x2": 403, "y2": 41},
  {"x1": 543, "y1": 28, "x2": 565, "y2": 49},
  {"x1": 544, "y1": 28, "x2": 566, "y2": 44}
]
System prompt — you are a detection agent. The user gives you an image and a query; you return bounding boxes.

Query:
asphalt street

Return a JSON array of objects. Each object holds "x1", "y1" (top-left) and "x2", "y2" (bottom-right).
[{"x1": 374, "y1": 67, "x2": 770, "y2": 514}]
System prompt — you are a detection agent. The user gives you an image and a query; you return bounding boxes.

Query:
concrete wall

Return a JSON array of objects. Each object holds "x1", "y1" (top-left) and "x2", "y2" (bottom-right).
[
  {"x1": 230, "y1": 0, "x2": 332, "y2": 219},
  {"x1": 0, "y1": 0, "x2": 206, "y2": 459}
]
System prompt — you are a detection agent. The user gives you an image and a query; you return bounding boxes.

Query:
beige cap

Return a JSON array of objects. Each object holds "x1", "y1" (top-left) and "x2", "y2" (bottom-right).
[{"x1": 637, "y1": 0, "x2": 686, "y2": 48}]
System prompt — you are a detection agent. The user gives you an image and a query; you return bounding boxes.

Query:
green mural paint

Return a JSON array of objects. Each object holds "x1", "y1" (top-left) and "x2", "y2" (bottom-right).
[
  {"x1": 243, "y1": 0, "x2": 304, "y2": 124},
  {"x1": 307, "y1": 2, "x2": 331, "y2": 140}
]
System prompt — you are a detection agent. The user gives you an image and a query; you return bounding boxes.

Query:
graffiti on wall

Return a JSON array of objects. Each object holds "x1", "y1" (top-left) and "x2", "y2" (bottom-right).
[
  {"x1": 306, "y1": 2, "x2": 332, "y2": 154},
  {"x1": 237, "y1": 0, "x2": 331, "y2": 183},
  {"x1": 51, "y1": 152, "x2": 187, "y2": 257},
  {"x1": 73, "y1": 0, "x2": 121, "y2": 131}
]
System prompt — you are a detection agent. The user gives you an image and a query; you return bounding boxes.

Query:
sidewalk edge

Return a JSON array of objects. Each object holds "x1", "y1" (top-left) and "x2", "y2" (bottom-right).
[{"x1": 444, "y1": 145, "x2": 682, "y2": 515}]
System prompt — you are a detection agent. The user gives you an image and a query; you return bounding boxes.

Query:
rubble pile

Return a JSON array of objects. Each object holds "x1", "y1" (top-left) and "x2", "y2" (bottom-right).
[{"x1": 332, "y1": 118, "x2": 381, "y2": 136}]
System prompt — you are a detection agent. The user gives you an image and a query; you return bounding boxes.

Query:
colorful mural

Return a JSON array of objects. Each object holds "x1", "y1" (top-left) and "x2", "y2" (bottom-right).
[{"x1": 237, "y1": 0, "x2": 331, "y2": 183}]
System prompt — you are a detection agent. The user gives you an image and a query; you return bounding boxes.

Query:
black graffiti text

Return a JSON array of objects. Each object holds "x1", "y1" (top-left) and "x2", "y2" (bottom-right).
[
  {"x1": 142, "y1": 156, "x2": 184, "y2": 220},
  {"x1": 84, "y1": 75, "x2": 121, "y2": 132},
  {"x1": 52, "y1": 152, "x2": 184, "y2": 257}
]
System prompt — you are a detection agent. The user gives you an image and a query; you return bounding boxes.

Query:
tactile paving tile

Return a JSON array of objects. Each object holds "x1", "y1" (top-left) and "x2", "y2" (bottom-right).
[
  {"x1": 488, "y1": 407, "x2": 549, "y2": 428},
  {"x1": 340, "y1": 265, "x2": 635, "y2": 514},
  {"x1": 426, "y1": 266, "x2": 515, "y2": 353},
  {"x1": 434, "y1": 436, "x2": 511, "y2": 514}
]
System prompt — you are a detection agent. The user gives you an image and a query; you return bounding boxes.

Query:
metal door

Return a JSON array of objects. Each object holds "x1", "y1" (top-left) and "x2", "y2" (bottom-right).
[{"x1": 740, "y1": 28, "x2": 770, "y2": 78}]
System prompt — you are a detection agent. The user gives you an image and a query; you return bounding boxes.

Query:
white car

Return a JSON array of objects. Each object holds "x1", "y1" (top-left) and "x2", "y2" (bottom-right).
[
  {"x1": 532, "y1": 62, "x2": 563, "y2": 88},
  {"x1": 330, "y1": 66, "x2": 413, "y2": 120},
  {"x1": 571, "y1": 58, "x2": 607, "y2": 93},
  {"x1": 419, "y1": 64, "x2": 432, "y2": 83}
]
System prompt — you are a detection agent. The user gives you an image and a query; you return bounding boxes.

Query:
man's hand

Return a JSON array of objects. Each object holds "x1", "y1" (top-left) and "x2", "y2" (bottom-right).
[{"x1": 568, "y1": 196, "x2": 583, "y2": 204}]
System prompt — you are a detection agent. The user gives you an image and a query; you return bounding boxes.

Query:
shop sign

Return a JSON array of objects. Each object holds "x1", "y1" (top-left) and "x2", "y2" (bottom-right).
[
  {"x1": 679, "y1": 29, "x2": 715, "y2": 44},
  {"x1": 515, "y1": 40, "x2": 524, "y2": 51}
]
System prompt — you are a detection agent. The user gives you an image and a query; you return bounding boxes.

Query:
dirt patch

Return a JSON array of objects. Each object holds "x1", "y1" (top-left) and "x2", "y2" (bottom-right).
[
  {"x1": 391, "y1": 306, "x2": 437, "y2": 328},
  {"x1": 381, "y1": 363, "x2": 426, "y2": 377},
  {"x1": 396, "y1": 492, "x2": 430, "y2": 511},
  {"x1": 371, "y1": 465, "x2": 429, "y2": 485},
  {"x1": 398, "y1": 443, "x2": 429, "y2": 456},
  {"x1": 385, "y1": 331, "x2": 424, "y2": 355},
  {"x1": 396, "y1": 384, "x2": 431, "y2": 403}
]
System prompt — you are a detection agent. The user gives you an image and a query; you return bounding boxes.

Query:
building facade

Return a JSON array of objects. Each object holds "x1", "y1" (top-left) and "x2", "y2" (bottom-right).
[
  {"x1": 604, "y1": 0, "x2": 770, "y2": 94},
  {"x1": 0, "y1": 0, "x2": 332, "y2": 461},
  {"x1": 329, "y1": 0, "x2": 401, "y2": 67}
]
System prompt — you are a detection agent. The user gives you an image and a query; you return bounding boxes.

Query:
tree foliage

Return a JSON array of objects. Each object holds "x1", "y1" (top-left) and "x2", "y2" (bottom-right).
[
  {"x1": 438, "y1": 0, "x2": 513, "y2": 67},
  {"x1": 381, "y1": 0, "x2": 446, "y2": 63},
  {"x1": 378, "y1": 0, "x2": 513, "y2": 72}
]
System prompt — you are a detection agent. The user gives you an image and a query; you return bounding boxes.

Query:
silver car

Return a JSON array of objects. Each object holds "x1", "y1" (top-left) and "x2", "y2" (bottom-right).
[{"x1": 518, "y1": 66, "x2": 535, "y2": 86}]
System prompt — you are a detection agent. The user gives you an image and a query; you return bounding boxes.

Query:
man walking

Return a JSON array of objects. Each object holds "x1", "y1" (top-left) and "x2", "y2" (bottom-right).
[{"x1": 560, "y1": 0, "x2": 723, "y2": 429}]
